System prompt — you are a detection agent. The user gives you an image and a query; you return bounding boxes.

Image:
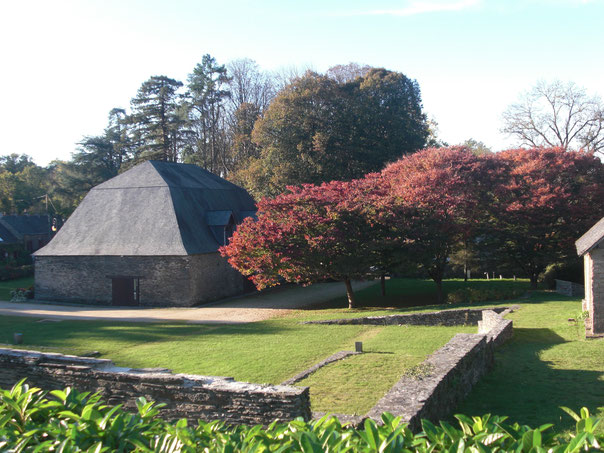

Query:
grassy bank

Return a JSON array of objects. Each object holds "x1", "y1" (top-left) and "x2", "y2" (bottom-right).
[{"x1": 1, "y1": 279, "x2": 601, "y2": 428}]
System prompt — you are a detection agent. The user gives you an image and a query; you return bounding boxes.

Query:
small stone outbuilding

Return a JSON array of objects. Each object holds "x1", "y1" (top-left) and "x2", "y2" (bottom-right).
[
  {"x1": 0, "y1": 214, "x2": 56, "y2": 257},
  {"x1": 34, "y1": 161, "x2": 256, "y2": 307},
  {"x1": 576, "y1": 217, "x2": 604, "y2": 335}
]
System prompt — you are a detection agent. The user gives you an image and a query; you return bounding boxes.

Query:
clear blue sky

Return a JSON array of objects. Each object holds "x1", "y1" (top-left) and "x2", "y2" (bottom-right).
[{"x1": 2, "y1": 0, "x2": 603, "y2": 165}]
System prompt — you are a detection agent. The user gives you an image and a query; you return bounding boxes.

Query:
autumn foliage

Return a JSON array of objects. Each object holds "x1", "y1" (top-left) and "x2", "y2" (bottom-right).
[
  {"x1": 221, "y1": 177, "x2": 395, "y2": 308},
  {"x1": 382, "y1": 147, "x2": 497, "y2": 301},
  {"x1": 490, "y1": 148, "x2": 604, "y2": 287},
  {"x1": 221, "y1": 147, "x2": 604, "y2": 307}
]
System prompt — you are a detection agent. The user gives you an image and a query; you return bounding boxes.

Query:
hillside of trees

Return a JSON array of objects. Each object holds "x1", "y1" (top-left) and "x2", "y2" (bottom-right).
[{"x1": 2, "y1": 58, "x2": 430, "y2": 216}]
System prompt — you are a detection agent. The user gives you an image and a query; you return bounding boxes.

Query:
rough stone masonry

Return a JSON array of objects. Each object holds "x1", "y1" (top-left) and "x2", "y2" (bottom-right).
[{"x1": 0, "y1": 348, "x2": 311, "y2": 425}]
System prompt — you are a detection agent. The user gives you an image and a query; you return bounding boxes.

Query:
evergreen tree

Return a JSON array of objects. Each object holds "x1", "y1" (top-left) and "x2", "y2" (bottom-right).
[
  {"x1": 183, "y1": 55, "x2": 231, "y2": 174},
  {"x1": 129, "y1": 76, "x2": 184, "y2": 162}
]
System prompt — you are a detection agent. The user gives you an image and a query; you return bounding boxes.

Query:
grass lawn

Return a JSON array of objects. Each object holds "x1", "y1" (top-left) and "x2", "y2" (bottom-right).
[
  {"x1": 0, "y1": 312, "x2": 468, "y2": 413},
  {"x1": 457, "y1": 292, "x2": 604, "y2": 432},
  {"x1": 296, "y1": 324, "x2": 473, "y2": 415},
  {"x1": 0, "y1": 276, "x2": 34, "y2": 300},
  {"x1": 0, "y1": 278, "x2": 601, "y2": 431}
]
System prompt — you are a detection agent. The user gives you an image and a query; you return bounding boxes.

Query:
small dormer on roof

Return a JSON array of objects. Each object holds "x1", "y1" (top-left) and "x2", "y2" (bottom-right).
[{"x1": 576, "y1": 217, "x2": 604, "y2": 257}]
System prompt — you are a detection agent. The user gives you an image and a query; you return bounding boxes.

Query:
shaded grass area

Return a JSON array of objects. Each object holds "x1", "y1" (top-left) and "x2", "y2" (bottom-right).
[
  {"x1": 304, "y1": 278, "x2": 530, "y2": 311},
  {"x1": 297, "y1": 325, "x2": 474, "y2": 415},
  {"x1": 0, "y1": 276, "x2": 34, "y2": 300},
  {"x1": 294, "y1": 278, "x2": 529, "y2": 322},
  {"x1": 457, "y1": 292, "x2": 604, "y2": 433}
]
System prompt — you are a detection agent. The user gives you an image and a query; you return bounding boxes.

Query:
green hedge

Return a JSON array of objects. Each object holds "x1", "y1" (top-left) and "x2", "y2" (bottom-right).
[{"x1": 1, "y1": 380, "x2": 601, "y2": 452}]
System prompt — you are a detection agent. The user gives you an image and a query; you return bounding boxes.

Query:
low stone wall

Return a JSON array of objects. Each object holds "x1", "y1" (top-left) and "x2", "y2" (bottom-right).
[
  {"x1": 0, "y1": 348, "x2": 310, "y2": 425},
  {"x1": 555, "y1": 279, "x2": 585, "y2": 298},
  {"x1": 305, "y1": 307, "x2": 511, "y2": 327},
  {"x1": 366, "y1": 309, "x2": 513, "y2": 430}
]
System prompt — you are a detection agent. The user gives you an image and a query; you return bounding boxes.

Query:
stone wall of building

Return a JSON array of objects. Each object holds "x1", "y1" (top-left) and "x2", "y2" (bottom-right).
[
  {"x1": 0, "y1": 348, "x2": 311, "y2": 425},
  {"x1": 34, "y1": 253, "x2": 246, "y2": 307},
  {"x1": 585, "y1": 248, "x2": 604, "y2": 334}
]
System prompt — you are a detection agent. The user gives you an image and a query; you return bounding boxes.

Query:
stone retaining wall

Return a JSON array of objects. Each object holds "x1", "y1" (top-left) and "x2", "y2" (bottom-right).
[
  {"x1": 366, "y1": 308, "x2": 514, "y2": 430},
  {"x1": 555, "y1": 279, "x2": 585, "y2": 298},
  {"x1": 0, "y1": 348, "x2": 310, "y2": 425},
  {"x1": 305, "y1": 307, "x2": 511, "y2": 327}
]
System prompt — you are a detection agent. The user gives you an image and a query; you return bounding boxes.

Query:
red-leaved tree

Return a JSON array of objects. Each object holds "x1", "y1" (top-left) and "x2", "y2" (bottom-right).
[
  {"x1": 220, "y1": 177, "x2": 394, "y2": 308},
  {"x1": 382, "y1": 147, "x2": 495, "y2": 302},
  {"x1": 490, "y1": 147, "x2": 604, "y2": 288}
]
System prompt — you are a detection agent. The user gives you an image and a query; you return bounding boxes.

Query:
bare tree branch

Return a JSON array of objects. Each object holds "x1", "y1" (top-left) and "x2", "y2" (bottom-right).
[{"x1": 502, "y1": 80, "x2": 604, "y2": 155}]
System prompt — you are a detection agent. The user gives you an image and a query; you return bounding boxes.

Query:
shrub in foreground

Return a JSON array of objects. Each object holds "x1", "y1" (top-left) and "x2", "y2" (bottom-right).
[{"x1": 1, "y1": 380, "x2": 601, "y2": 452}]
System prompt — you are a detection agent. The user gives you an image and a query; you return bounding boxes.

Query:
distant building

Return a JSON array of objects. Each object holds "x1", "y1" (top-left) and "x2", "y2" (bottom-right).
[
  {"x1": 0, "y1": 214, "x2": 54, "y2": 261},
  {"x1": 576, "y1": 217, "x2": 604, "y2": 336},
  {"x1": 34, "y1": 161, "x2": 256, "y2": 307}
]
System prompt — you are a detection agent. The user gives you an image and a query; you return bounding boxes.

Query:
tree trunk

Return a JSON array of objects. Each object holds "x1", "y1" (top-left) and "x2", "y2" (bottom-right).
[
  {"x1": 380, "y1": 273, "x2": 386, "y2": 296},
  {"x1": 344, "y1": 277, "x2": 356, "y2": 309},
  {"x1": 434, "y1": 279, "x2": 444, "y2": 305},
  {"x1": 530, "y1": 273, "x2": 538, "y2": 289}
]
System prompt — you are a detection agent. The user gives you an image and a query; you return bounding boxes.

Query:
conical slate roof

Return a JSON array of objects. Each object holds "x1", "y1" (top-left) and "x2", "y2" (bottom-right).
[{"x1": 35, "y1": 161, "x2": 256, "y2": 256}]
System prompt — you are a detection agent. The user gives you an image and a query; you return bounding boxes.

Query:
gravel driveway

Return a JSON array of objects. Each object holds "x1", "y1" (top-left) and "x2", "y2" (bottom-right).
[{"x1": 0, "y1": 281, "x2": 375, "y2": 324}]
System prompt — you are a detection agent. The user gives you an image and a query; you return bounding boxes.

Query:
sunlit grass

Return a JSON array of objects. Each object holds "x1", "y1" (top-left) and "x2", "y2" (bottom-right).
[{"x1": 297, "y1": 325, "x2": 474, "y2": 414}]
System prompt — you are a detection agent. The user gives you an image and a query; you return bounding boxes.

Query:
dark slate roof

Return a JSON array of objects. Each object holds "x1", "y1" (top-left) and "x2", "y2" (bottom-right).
[
  {"x1": 0, "y1": 223, "x2": 19, "y2": 244},
  {"x1": 576, "y1": 217, "x2": 604, "y2": 256},
  {"x1": 206, "y1": 210, "x2": 233, "y2": 226},
  {"x1": 0, "y1": 215, "x2": 49, "y2": 239},
  {"x1": 35, "y1": 161, "x2": 256, "y2": 256}
]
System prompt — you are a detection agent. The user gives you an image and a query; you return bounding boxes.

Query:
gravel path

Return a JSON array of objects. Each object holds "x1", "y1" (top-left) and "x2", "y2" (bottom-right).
[{"x1": 0, "y1": 281, "x2": 375, "y2": 324}]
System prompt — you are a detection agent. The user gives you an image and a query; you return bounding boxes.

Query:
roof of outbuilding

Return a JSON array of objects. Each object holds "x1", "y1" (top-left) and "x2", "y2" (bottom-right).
[
  {"x1": 0, "y1": 215, "x2": 49, "y2": 238},
  {"x1": 576, "y1": 217, "x2": 604, "y2": 256},
  {"x1": 0, "y1": 223, "x2": 19, "y2": 244},
  {"x1": 35, "y1": 161, "x2": 256, "y2": 256}
]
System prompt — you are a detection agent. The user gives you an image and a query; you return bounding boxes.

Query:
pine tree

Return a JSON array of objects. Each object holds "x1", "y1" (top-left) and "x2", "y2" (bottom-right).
[{"x1": 129, "y1": 76, "x2": 184, "y2": 162}]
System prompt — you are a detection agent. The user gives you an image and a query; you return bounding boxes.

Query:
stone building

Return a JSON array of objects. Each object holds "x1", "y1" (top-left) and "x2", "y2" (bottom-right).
[
  {"x1": 0, "y1": 214, "x2": 55, "y2": 260},
  {"x1": 34, "y1": 161, "x2": 256, "y2": 307},
  {"x1": 576, "y1": 217, "x2": 604, "y2": 336}
]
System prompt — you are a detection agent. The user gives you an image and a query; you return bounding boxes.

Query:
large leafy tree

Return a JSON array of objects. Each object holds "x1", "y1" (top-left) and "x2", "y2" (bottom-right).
[
  {"x1": 129, "y1": 75, "x2": 185, "y2": 162},
  {"x1": 234, "y1": 68, "x2": 428, "y2": 198},
  {"x1": 489, "y1": 147, "x2": 604, "y2": 288},
  {"x1": 382, "y1": 147, "x2": 494, "y2": 302},
  {"x1": 0, "y1": 154, "x2": 49, "y2": 214},
  {"x1": 220, "y1": 178, "x2": 390, "y2": 308}
]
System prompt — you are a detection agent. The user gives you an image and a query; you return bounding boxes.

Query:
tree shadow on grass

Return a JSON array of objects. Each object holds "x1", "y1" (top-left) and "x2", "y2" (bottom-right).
[
  {"x1": 303, "y1": 279, "x2": 533, "y2": 311},
  {"x1": 456, "y1": 327, "x2": 604, "y2": 432},
  {"x1": 0, "y1": 316, "x2": 290, "y2": 351}
]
